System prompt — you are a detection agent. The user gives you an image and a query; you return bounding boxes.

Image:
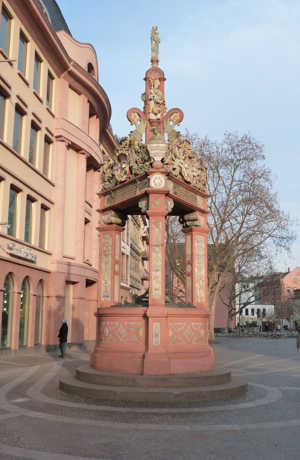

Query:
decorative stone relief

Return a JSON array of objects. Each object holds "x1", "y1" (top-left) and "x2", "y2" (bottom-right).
[
  {"x1": 181, "y1": 212, "x2": 204, "y2": 228},
  {"x1": 169, "y1": 322, "x2": 205, "y2": 345},
  {"x1": 138, "y1": 197, "x2": 149, "y2": 214},
  {"x1": 171, "y1": 182, "x2": 202, "y2": 207},
  {"x1": 187, "y1": 276, "x2": 192, "y2": 303},
  {"x1": 99, "y1": 321, "x2": 143, "y2": 344},
  {"x1": 186, "y1": 234, "x2": 191, "y2": 259},
  {"x1": 104, "y1": 183, "x2": 138, "y2": 207},
  {"x1": 165, "y1": 197, "x2": 174, "y2": 214},
  {"x1": 103, "y1": 211, "x2": 124, "y2": 226},
  {"x1": 150, "y1": 174, "x2": 165, "y2": 188},
  {"x1": 99, "y1": 27, "x2": 208, "y2": 194},
  {"x1": 101, "y1": 138, "x2": 151, "y2": 191},
  {"x1": 127, "y1": 110, "x2": 146, "y2": 146},
  {"x1": 137, "y1": 178, "x2": 149, "y2": 193},
  {"x1": 114, "y1": 275, "x2": 119, "y2": 303},
  {"x1": 148, "y1": 78, "x2": 164, "y2": 120},
  {"x1": 115, "y1": 234, "x2": 120, "y2": 259},
  {"x1": 101, "y1": 234, "x2": 112, "y2": 300},
  {"x1": 153, "y1": 322, "x2": 160, "y2": 345},
  {"x1": 197, "y1": 196, "x2": 204, "y2": 208},
  {"x1": 151, "y1": 220, "x2": 162, "y2": 298},
  {"x1": 163, "y1": 136, "x2": 208, "y2": 192},
  {"x1": 194, "y1": 234, "x2": 205, "y2": 304},
  {"x1": 152, "y1": 197, "x2": 162, "y2": 208}
]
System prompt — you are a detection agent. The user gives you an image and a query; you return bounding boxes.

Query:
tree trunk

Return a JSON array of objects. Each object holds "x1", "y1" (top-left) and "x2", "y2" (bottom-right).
[
  {"x1": 209, "y1": 273, "x2": 225, "y2": 342},
  {"x1": 227, "y1": 311, "x2": 232, "y2": 331}
]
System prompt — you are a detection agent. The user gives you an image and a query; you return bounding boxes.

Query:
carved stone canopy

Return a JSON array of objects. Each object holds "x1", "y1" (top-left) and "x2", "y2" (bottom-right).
[{"x1": 101, "y1": 27, "x2": 208, "y2": 194}]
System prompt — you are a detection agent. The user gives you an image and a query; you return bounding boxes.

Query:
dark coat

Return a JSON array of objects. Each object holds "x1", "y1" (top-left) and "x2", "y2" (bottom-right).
[{"x1": 58, "y1": 323, "x2": 68, "y2": 343}]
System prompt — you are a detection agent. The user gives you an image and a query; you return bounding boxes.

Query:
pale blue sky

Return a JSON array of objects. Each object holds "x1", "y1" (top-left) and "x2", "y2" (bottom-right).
[{"x1": 58, "y1": 0, "x2": 300, "y2": 270}]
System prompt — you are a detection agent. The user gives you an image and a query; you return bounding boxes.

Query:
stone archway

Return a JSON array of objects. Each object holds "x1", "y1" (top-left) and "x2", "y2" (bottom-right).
[{"x1": 1, "y1": 273, "x2": 14, "y2": 348}]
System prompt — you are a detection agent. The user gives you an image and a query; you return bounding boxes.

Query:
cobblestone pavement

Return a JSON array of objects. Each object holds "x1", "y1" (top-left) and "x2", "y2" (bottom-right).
[{"x1": 0, "y1": 337, "x2": 300, "y2": 460}]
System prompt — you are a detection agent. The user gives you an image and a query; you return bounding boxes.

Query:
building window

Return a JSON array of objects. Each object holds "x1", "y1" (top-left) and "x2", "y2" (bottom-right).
[
  {"x1": 262, "y1": 308, "x2": 266, "y2": 317},
  {"x1": 29, "y1": 123, "x2": 39, "y2": 165},
  {"x1": 245, "y1": 309, "x2": 249, "y2": 316},
  {"x1": 19, "y1": 277, "x2": 29, "y2": 347},
  {"x1": 18, "y1": 31, "x2": 28, "y2": 74},
  {"x1": 257, "y1": 309, "x2": 261, "y2": 318},
  {"x1": 43, "y1": 136, "x2": 51, "y2": 176},
  {"x1": 1, "y1": 273, "x2": 13, "y2": 348},
  {"x1": 84, "y1": 218, "x2": 90, "y2": 261},
  {"x1": 46, "y1": 71, "x2": 54, "y2": 108},
  {"x1": 13, "y1": 106, "x2": 24, "y2": 153},
  {"x1": 24, "y1": 196, "x2": 34, "y2": 243},
  {"x1": 0, "y1": 6, "x2": 11, "y2": 55},
  {"x1": 251, "y1": 308, "x2": 255, "y2": 316},
  {"x1": 7, "y1": 186, "x2": 19, "y2": 237},
  {"x1": 33, "y1": 52, "x2": 42, "y2": 93},
  {"x1": 39, "y1": 205, "x2": 48, "y2": 249},
  {"x1": 87, "y1": 62, "x2": 95, "y2": 75},
  {"x1": 68, "y1": 87, "x2": 81, "y2": 126}
]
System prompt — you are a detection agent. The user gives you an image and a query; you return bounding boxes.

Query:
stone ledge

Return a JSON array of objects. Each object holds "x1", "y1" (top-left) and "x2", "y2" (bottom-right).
[
  {"x1": 59, "y1": 373, "x2": 247, "y2": 404},
  {"x1": 76, "y1": 365, "x2": 231, "y2": 387}
]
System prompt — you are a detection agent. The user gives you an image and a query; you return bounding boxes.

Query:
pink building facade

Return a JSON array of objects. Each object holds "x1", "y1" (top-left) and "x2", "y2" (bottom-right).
[{"x1": 0, "y1": 0, "x2": 117, "y2": 352}]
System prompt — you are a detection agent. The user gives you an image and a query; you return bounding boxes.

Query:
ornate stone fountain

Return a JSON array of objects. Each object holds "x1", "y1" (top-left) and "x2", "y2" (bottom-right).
[{"x1": 60, "y1": 27, "x2": 247, "y2": 402}]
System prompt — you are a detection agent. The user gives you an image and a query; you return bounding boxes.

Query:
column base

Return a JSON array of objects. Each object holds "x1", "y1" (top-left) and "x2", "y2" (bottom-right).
[
  {"x1": 92, "y1": 306, "x2": 215, "y2": 375},
  {"x1": 143, "y1": 351, "x2": 170, "y2": 375}
]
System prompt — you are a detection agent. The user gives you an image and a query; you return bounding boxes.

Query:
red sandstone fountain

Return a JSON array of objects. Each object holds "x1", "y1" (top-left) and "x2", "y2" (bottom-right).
[{"x1": 60, "y1": 27, "x2": 247, "y2": 402}]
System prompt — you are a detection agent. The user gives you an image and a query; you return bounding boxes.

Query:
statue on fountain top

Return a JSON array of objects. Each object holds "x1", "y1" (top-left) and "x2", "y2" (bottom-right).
[{"x1": 151, "y1": 26, "x2": 160, "y2": 66}]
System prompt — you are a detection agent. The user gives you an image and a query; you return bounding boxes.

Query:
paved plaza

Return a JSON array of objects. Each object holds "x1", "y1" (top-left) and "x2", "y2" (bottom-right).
[{"x1": 0, "y1": 337, "x2": 300, "y2": 459}]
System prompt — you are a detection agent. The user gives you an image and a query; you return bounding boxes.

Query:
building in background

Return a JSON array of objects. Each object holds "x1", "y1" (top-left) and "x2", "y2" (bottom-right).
[
  {"x1": 0, "y1": 0, "x2": 117, "y2": 351},
  {"x1": 120, "y1": 215, "x2": 147, "y2": 303},
  {"x1": 235, "y1": 267, "x2": 300, "y2": 328}
]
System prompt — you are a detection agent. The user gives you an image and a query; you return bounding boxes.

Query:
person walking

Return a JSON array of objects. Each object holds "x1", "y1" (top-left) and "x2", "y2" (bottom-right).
[{"x1": 58, "y1": 320, "x2": 68, "y2": 358}]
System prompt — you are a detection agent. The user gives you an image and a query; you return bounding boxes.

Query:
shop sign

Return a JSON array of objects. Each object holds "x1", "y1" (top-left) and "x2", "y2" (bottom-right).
[{"x1": 7, "y1": 243, "x2": 37, "y2": 263}]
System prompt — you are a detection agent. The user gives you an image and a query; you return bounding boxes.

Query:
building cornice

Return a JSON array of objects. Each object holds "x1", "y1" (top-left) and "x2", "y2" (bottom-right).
[{"x1": 10, "y1": 0, "x2": 70, "y2": 75}]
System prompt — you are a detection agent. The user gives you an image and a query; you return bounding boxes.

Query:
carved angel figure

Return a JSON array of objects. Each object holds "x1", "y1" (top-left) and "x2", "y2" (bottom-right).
[{"x1": 148, "y1": 78, "x2": 164, "y2": 119}]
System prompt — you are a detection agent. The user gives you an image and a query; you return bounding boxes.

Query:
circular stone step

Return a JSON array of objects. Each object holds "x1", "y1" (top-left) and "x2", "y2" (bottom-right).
[
  {"x1": 76, "y1": 365, "x2": 232, "y2": 387},
  {"x1": 59, "y1": 373, "x2": 248, "y2": 404}
]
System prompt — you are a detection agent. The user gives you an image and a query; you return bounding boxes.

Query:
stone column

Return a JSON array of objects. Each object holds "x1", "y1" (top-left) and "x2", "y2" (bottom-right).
[
  {"x1": 144, "y1": 168, "x2": 170, "y2": 374},
  {"x1": 10, "y1": 291, "x2": 22, "y2": 350},
  {"x1": 75, "y1": 151, "x2": 87, "y2": 261},
  {"x1": 52, "y1": 137, "x2": 68, "y2": 260},
  {"x1": 183, "y1": 212, "x2": 209, "y2": 308},
  {"x1": 97, "y1": 200, "x2": 124, "y2": 309}
]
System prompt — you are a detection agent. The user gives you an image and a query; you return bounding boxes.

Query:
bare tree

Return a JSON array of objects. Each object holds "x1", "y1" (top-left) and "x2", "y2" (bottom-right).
[
  {"x1": 165, "y1": 132, "x2": 294, "y2": 340},
  {"x1": 192, "y1": 131, "x2": 294, "y2": 340}
]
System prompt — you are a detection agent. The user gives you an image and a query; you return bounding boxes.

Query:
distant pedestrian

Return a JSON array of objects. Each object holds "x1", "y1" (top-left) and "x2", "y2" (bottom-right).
[{"x1": 58, "y1": 320, "x2": 68, "y2": 358}]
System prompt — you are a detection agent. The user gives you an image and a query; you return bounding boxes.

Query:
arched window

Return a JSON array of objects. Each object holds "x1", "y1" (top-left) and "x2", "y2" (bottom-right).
[
  {"x1": 87, "y1": 62, "x2": 95, "y2": 75},
  {"x1": 1, "y1": 274, "x2": 13, "y2": 348},
  {"x1": 34, "y1": 280, "x2": 43, "y2": 345},
  {"x1": 19, "y1": 277, "x2": 30, "y2": 347}
]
